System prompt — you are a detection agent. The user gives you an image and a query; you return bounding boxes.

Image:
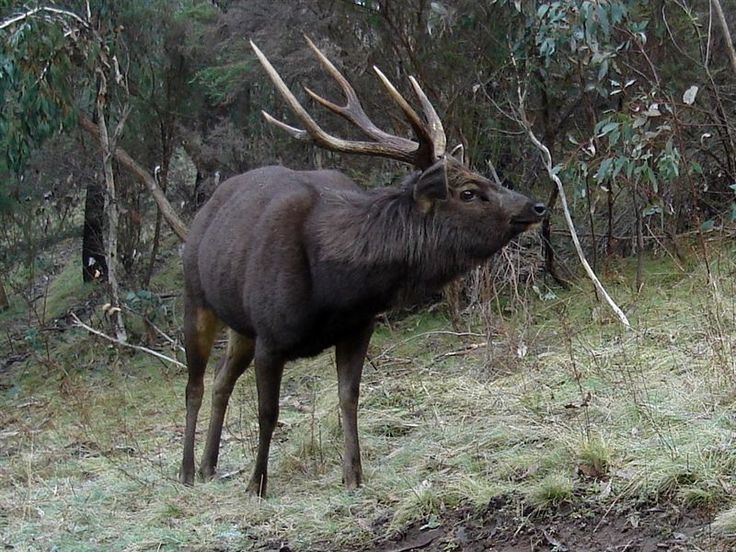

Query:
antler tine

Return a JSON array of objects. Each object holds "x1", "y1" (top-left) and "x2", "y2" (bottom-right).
[
  {"x1": 261, "y1": 111, "x2": 311, "y2": 142},
  {"x1": 372, "y1": 66, "x2": 436, "y2": 155},
  {"x1": 304, "y1": 36, "x2": 359, "y2": 106},
  {"x1": 409, "y1": 76, "x2": 447, "y2": 160},
  {"x1": 251, "y1": 41, "x2": 329, "y2": 142},
  {"x1": 303, "y1": 36, "x2": 418, "y2": 148},
  {"x1": 251, "y1": 39, "x2": 443, "y2": 168}
]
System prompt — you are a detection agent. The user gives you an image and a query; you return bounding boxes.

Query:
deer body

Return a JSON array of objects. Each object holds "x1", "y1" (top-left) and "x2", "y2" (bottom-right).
[
  {"x1": 185, "y1": 166, "x2": 397, "y2": 360},
  {"x1": 180, "y1": 39, "x2": 546, "y2": 495}
]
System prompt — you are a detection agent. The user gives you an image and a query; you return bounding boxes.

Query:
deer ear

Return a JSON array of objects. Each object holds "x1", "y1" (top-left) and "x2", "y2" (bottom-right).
[
  {"x1": 413, "y1": 161, "x2": 447, "y2": 212},
  {"x1": 450, "y1": 144, "x2": 465, "y2": 164}
]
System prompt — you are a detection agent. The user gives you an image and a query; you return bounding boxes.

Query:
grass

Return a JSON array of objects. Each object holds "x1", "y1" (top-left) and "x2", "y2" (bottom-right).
[
  {"x1": 43, "y1": 255, "x2": 96, "y2": 320},
  {"x1": 1, "y1": 240, "x2": 735, "y2": 550},
  {"x1": 0, "y1": 242, "x2": 95, "y2": 328},
  {"x1": 528, "y1": 473, "x2": 575, "y2": 509}
]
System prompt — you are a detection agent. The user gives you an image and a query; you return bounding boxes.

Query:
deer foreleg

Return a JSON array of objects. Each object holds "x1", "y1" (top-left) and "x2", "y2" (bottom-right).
[{"x1": 335, "y1": 321, "x2": 374, "y2": 489}]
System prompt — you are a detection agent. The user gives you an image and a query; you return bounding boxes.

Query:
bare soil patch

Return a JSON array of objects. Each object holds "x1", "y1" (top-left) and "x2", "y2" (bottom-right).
[{"x1": 372, "y1": 498, "x2": 729, "y2": 552}]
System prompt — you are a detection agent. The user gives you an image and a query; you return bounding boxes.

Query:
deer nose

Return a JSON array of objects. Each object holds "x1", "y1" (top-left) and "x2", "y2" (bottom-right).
[{"x1": 532, "y1": 203, "x2": 547, "y2": 217}]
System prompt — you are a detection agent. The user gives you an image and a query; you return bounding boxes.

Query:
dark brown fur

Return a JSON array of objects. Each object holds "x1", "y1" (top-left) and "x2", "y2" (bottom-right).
[{"x1": 179, "y1": 156, "x2": 545, "y2": 495}]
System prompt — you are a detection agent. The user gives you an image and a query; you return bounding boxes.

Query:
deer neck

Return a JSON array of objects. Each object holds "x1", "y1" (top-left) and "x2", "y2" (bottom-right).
[{"x1": 314, "y1": 187, "x2": 476, "y2": 290}]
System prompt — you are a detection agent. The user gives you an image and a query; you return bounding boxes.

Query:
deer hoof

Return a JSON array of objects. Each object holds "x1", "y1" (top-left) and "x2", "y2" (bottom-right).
[
  {"x1": 247, "y1": 476, "x2": 267, "y2": 497},
  {"x1": 179, "y1": 470, "x2": 195, "y2": 486},
  {"x1": 198, "y1": 466, "x2": 216, "y2": 482}
]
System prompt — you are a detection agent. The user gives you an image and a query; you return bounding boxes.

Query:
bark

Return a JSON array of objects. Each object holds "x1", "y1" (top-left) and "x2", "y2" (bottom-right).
[
  {"x1": 95, "y1": 71, "x2": 127, "y2": 343},
  {"x1": 81, "y1": 177, "x2": 107, "y2": 282},
  {"x1": 78, "y1": 113, "x2": 188, "y2": 242},
  {"x1": 0, "y1": 273, "x2": 9, "y2": 311},
  {"x1": 144, "y1": 167, "x2": 167, "y2": 288}
]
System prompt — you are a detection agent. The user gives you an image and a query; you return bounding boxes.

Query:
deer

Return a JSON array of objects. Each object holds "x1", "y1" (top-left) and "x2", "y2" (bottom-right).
[{"x1": 179, "y1": 37, "x2": 547, "y2": 496}]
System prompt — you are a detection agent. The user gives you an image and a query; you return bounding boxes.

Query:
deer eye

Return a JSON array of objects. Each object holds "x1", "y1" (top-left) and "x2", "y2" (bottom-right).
[{"x1": 460, "y1": 189, "x2": 477, "y2": 202}]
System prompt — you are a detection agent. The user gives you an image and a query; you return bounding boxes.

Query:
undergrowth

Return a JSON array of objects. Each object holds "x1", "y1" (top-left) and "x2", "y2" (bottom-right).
[{"x1": 0, "y1": 240, "x2": 735, "y2": 550}]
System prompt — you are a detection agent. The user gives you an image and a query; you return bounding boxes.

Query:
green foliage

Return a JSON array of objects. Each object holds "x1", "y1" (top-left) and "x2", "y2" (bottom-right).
[
  {"x1": 125, "y1": 289, "x2": 166, "y2": 323},
  {"x1": 194, "y1": 61, "x2": 253, "y2": 106},
  {"x1": 0, "y1": 12, "x2": 76, "y2": 175},
  {"x1": 173, "y1": 0, "x2": 219, "y2": 23}
]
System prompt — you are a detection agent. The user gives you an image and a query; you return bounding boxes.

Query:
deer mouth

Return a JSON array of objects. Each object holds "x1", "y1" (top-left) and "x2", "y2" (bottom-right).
[
  {"x1": 509, "y1": 217, "x2": 544, "y2": 235},
  {"x1": 510, "y1": 221, "x2": 542, "y2": 236},
  {"x1": 510, "y1": 216, "x2": 544, "y2": 229},
  {"x1": 511, "y1": 217, "x2": 543, "y2": 225},
  {"x1": 510, "y1": 202, "x2": 547, "y2": 229}
]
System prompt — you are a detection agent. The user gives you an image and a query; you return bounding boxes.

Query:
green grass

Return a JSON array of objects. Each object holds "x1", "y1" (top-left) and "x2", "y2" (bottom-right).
[
  {"x1": 528, "y1": 473, "x2": 575, "y2": 509},
  {"x1": 1, "y1": 241, "x2": 736, "y2": 550},
  {"x1": 0, "y1": 246, "x2": 95, "y2": 329},
  {"x1": 43, "y1": 256, "x2": 96, "y2": 320}
]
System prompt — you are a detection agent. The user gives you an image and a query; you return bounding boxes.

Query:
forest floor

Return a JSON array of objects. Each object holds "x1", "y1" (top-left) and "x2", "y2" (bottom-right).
[{"x1": 1, "y1": 235, "x2": 736, "y2": 551}]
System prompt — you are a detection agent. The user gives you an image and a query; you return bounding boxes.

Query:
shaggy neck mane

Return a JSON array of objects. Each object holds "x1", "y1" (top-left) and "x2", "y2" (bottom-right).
[{"x1": 316, "y1": 185, "x2": 475, "y2": 286}]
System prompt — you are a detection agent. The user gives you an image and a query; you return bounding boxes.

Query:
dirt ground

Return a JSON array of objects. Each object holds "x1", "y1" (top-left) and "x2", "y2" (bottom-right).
[{"x1": 371, "y1": 498, "x2": 731, "y2": 552}]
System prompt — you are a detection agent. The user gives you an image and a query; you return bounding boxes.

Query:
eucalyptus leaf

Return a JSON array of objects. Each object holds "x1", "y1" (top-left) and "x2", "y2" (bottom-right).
[{"x1": 682, "y1": 85, "x2": 698, "y2": 105}]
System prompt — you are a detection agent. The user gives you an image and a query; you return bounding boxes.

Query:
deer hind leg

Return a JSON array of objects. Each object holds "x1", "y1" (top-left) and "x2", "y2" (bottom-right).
[
  {"x1": 247, "y1": 345, "x2": 285, "y2": 497},
  {"x1": 199, "y1": 329, "x2": 255, "y2": 480},
  {"x1": 335, "y1": 321, "x2": 374, "y2": 489},
  {"x1": 180, "y1": 304, "x2": 221, "y2": 485}
]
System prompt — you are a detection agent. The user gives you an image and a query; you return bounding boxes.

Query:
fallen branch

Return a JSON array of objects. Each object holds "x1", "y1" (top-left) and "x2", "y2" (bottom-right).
[
  {"x1": 121, "y1": 305, "x2": 185, "y2": 352},
  {"x1": 432, "y1": 342, "x2": 488, "y2": 361},
  {"x1": 78, "y1": 113, "x2": 189, "y2": 242},
  {"x1": 70, "y1": 312, "x2": 186, "y2": 368},
  {"x1": 219, "y1": 466, "x2": 249, "y2": 481},
  {"x1": 512, "y1": 57, "x2": 631, "y2": 329}
]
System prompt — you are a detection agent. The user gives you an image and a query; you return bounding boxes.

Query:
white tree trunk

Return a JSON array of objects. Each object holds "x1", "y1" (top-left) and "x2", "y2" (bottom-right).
[{"x1": 95, "y1": 70, "x2": 127, "y2": 343}]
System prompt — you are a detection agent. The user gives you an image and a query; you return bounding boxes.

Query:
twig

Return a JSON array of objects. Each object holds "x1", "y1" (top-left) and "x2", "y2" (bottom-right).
[
  {"x1": 121, "y1": 305, "x2": 184, "y2": 352},
  {"x1": 432, "y1": 342, "x2": 488, "y2": 361},
  {"x1": 511, "y1": 55, "x2": 631, "y2": 329},
  {"x1": 0, "y1": 6, "x2": 88, "y2": 31},
  {"x1": 373, "y1": 330, "x2": 486, "y2": 361},
  {"x1": 219, "y1": 466, "x2": 249, "y2": 481},
  {"x1": 70, "y1": 312, "x2": 186, "y2": 368}
]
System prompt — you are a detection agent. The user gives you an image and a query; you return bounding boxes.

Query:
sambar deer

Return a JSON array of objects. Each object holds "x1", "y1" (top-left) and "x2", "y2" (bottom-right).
[{"x1": 180, "y1": 37, "x2": 546, "y2": 496}]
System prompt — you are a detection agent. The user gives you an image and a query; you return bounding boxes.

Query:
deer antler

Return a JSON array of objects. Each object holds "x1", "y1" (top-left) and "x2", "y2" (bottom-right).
[{"x1": 250, "y1": 37, "x2": 446, "y2": 169}]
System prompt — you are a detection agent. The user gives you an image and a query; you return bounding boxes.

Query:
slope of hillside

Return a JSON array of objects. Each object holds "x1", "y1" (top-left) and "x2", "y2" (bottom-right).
[{"x1": 1, "y1": 238, "x2": 735, "y2": 551}]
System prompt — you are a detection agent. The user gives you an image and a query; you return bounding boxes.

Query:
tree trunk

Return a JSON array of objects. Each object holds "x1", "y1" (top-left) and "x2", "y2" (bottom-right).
[
  {"x1": 82, "y1": 177, "x2": 107, "y2": 282},
  {"x1": 542, "y1": 186, "x2": 569, "y2": 288},
  {"x1": 144, "y1": 166, "x2": 167, "y2": 288},
  {"x1": 0, "y1": 273, "x2": 9, "y2": 311},
  {"x1": 606, "y1": 185, "x2": 615, "y2": 255},
  {"x1": 713, "y1": 0, "x2": 736, "y2": 76},
  {"x1": 538, "y1": 75, "x2": 569, "y2": 288},
  {"x1": 95, "y1": 70, "x2": 127, "y2": 343}
]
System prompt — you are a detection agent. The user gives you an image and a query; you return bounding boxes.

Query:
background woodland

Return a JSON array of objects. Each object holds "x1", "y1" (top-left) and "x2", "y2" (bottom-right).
[{"x1": 2, "y1": 2, "x2": 736, "y2": 550}]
